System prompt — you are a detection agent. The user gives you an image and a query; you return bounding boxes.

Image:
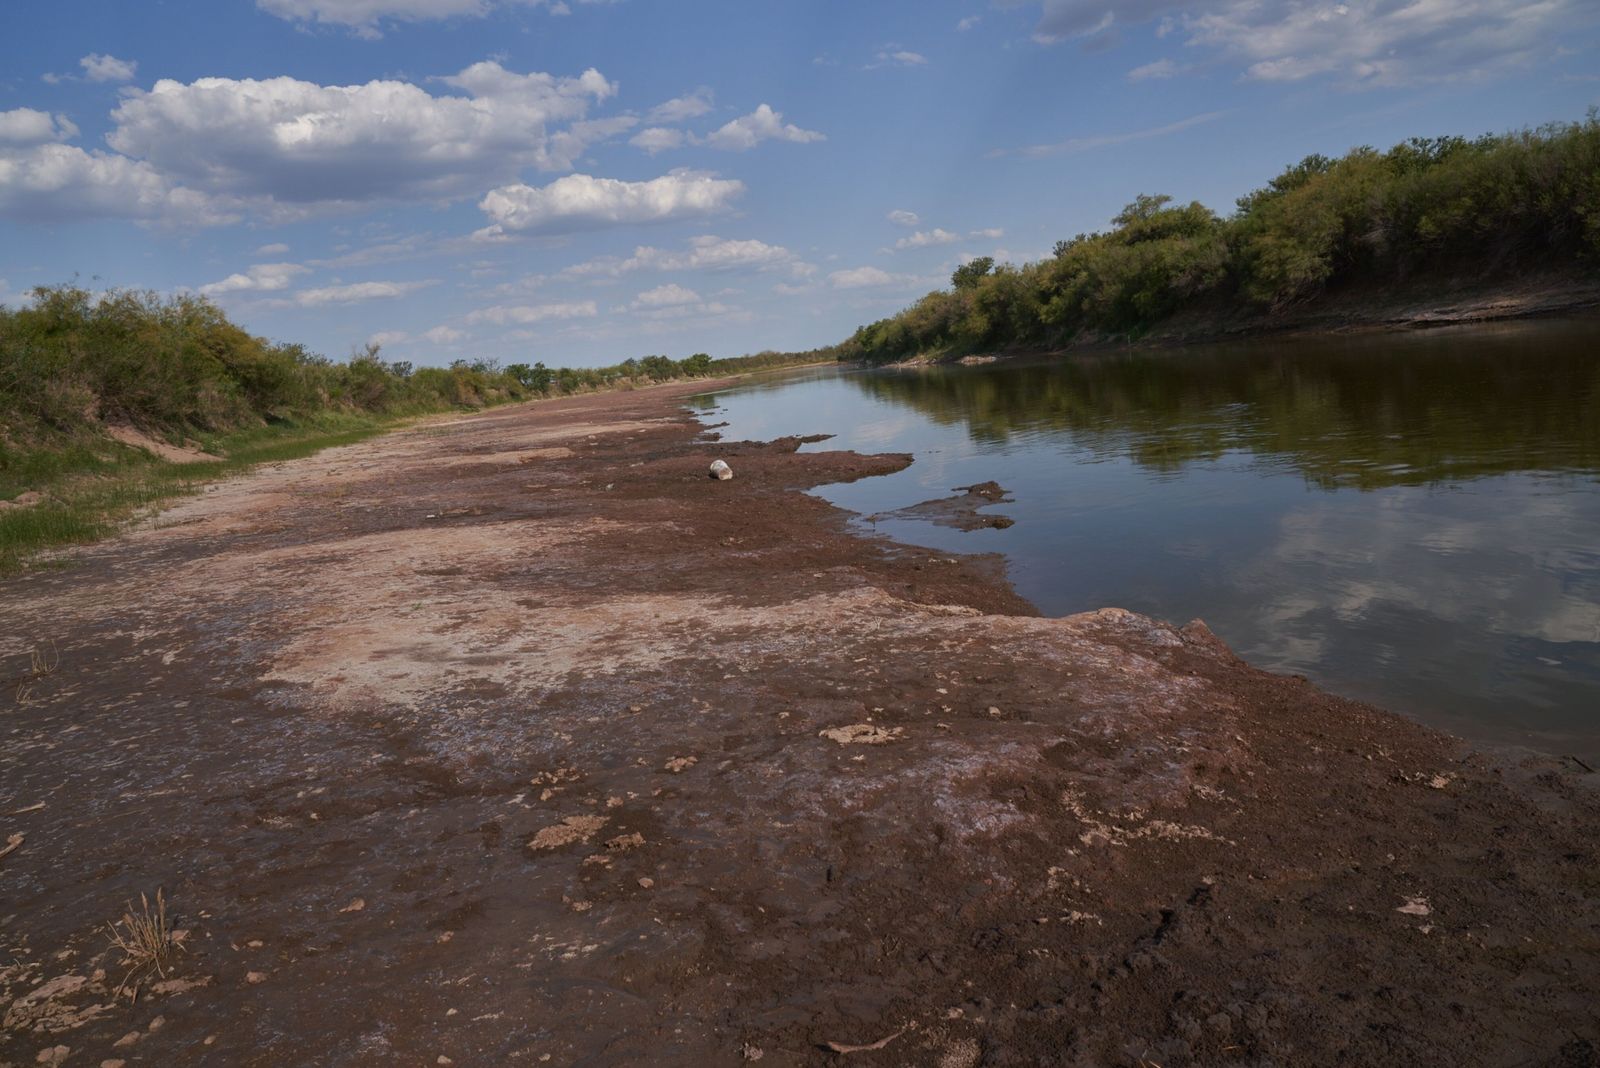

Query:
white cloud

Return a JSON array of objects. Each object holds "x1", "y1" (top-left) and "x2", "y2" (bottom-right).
[
  {"x1": 1006, "y1": 110, "x2": 1225, "y2": 158},
  {"x1": 1009, "y1": 0, "x2": 1593, "y2": 86},
  {"x1": 1127, "y1": 58, "x2": 1185, "y2": 80},
  {"x1": 368, "y1": 329, "x2": 410, "y2": 346},
  {"x1": 563, "y1": 234, "x2": 808, "y2": 277},
  {"x1": 253, "y1": 242, "x2": 291, "y2": 256},
  {"x1": 829, "y1": 266, "x2": 903, "y2": 289},
  {"x1": 257, "y1": 0, "x2": 606, "y2": 35},
  {"x1": 101, "y1": 62, "x2": 619, "y2": 215},
  {"x1": 957, "y1": 15, "x2": 981, "y2": 30},
  {"x1": 874, "y1": 50, "x2": 929, "y2": 66},
  {"x1": 630, "y1": 127, "x2": 686, "y2": 154},
  {"x1": 295, "y1": 280, "x2": 433, "y2": 305},
  {"x1": 80, "y1": 53, "x2": 138, "y2": 83},
  {"x1": 466, "y1": 300, "x2": 597, "y2": 325},
  {"x1": 702, "y1": 104, "x2": 824, "y2": 151},
  {"x1": 0, "y1": 108, "x2": 79, "y2": 146},
  {"x1": 887, "y1": 209, "x2": 920, "y2": 227},
  {"x1": 475, "y1": 170, "x2": 744, "y2": 238},
  {"x1": 894, "y1": 228, "x2": 959, "y2": 250},
  {"x1": 423, "y1": 325, "x2": 465, "y2": 344},
  {"x1": 0, "y1": 142, "x2": 234, "y2": 226},
  {"x1": 199, "y1": 262, "x2": 309, "y2": 295},
  {"x1": 970, "y1": 227, "x2": 1005, "y2": 238},
  {"x1": 631, "y1": 283, "x2": 700, "y2": 308},
  {"x1": 647, "y1": 87, "x2": 713, "y2": 123}
]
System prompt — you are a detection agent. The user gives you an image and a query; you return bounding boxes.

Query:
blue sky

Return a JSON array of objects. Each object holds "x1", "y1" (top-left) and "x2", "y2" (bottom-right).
[{"x1": 2, "y1": 1, "x2": 1597, "y2": 367}]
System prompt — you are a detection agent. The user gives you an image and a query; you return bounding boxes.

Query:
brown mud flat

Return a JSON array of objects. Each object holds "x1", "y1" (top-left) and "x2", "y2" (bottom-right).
[{"x1": 2, "y1": 380, "x2": 1598, "y2": 1067}]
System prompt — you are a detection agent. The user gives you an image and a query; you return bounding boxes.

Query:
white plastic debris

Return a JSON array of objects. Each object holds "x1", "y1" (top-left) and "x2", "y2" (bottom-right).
[{"x1": 709, "y1": 460, "x2": 733, "y2": 481}]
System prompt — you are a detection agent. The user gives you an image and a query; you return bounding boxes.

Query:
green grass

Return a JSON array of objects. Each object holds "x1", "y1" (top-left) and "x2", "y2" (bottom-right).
[{"x1": 0, "y1": 412, "x2": 400, "y2": 576}]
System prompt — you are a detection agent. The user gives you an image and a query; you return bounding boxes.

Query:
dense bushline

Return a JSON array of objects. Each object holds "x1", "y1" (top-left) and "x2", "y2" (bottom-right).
[
  {"x1": 841, "y1": 115, "x2": 1600, "y2": 364},
  {"x1": 0, "y1": 285, "x2": 825, "y2": 475},
  {"x1": 0, "y1": 285, "x2": 825, "y2": 568}
]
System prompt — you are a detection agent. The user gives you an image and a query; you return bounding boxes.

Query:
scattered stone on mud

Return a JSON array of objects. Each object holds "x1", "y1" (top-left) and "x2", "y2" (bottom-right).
[
  {"x1": 605, "y1": 832, "x2": 645, "y2": 851},
  {"x1": 709, "y1": 459, "x2": 733, "y2": 481},
  {"x1": 245, "y1": 972, "x2": 267, "y2": 985},
  {"x1": 819, "y1": 723, "x2": 903, "y2": 745},
  {"x1": 528, "y1": 815, "x2": 610, "y2": 850},
  {"x1": 1397, "y1": 896, "x2": 1432, "y2": 917},
  {"x1": 338, "y1": 897, "x2": 366, "y2": 913},
  {"x1": 662, "y1": 755, "x2": 697, "y2": 773}
]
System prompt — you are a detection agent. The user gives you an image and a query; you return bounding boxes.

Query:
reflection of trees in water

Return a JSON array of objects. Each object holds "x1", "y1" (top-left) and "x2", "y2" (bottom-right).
[{"x1": 844, "y1": 330, "x2": 1600, "y2": 490}]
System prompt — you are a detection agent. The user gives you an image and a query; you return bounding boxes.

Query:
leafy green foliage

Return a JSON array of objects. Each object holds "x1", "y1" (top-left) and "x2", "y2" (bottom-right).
[{"x1": 841, "y1": 115, "x2": 1600, "y2": 364}]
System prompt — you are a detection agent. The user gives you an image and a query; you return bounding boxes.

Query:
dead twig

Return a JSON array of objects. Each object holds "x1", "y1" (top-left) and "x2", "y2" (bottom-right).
[{"x1": 1569, "y1": 754, "x2": 1596, "y2": 774}]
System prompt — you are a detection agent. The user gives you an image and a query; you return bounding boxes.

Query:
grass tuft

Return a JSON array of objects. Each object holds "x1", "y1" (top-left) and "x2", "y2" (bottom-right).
[{"x1": 104, "y1": 889, "x2": 185, "y2": 1000}]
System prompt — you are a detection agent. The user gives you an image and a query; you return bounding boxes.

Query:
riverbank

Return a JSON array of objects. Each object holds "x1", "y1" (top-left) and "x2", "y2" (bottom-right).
[
  {"x1": 879, "y1": 272, "x2": 1600, "y2": 366},
  {"x1": 2, "y1": 381, "x2": 1597, "y2": 1066}
]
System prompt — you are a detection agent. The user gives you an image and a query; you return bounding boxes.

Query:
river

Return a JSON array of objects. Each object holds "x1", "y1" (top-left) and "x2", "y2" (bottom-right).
[{"x1": 692, "y1": 318, "x2": 1600, "y2": 758}]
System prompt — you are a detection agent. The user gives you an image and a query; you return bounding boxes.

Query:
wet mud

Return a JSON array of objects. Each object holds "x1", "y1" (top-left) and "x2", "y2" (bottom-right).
[{"x1": 2, "y1": 380, "x2": 1598, "y2": 1067}]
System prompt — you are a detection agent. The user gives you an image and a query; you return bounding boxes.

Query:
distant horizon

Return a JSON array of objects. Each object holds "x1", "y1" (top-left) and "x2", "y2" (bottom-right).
[{"x1": 3, "y1": 0, "x2": 1597, "y2": 367}]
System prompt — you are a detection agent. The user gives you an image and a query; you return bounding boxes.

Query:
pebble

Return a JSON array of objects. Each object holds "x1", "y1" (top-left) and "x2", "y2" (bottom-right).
[{"x1": 246, "y1": 971, "x2": 267, "y2": 984}]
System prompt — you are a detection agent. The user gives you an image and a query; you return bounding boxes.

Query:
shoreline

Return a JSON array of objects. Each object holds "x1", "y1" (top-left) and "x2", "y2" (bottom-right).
[
  {"x1": 873, "y1": 272, "x2": 1600, "y2": 367},
  {"x1": 2, "y1": 381, "x2": 1597, "y2": 1065}
]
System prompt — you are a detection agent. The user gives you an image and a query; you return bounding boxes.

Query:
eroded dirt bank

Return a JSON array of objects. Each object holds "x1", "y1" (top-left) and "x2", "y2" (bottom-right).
[{"x1": 2, "y1": 381, "x2": 1597, "y2": 1067}]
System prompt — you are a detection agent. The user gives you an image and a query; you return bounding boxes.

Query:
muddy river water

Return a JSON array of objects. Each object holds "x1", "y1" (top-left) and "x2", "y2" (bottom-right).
[{"x1": 693, "y1": 318, "x2": 1600, "y2": 758}]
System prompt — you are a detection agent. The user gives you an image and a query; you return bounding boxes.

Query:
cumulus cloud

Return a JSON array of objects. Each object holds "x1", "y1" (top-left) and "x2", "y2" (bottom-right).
[
  {"x1": 647, "y1": 87, "x2": 713, "y2": 123},
  {"x1": 957, "y1": 15, "x2": 981, "y2": 30},
  {"x1": 894, "y1": 228, "x2": 959, "y2": 250},
  {"x1": 99, "y1": 62, "x2": 619, "y2": 214},
  {"x1": 254, "y1": 242, "x2": 291, "y2": 256},
  {"x1": 466, "y1": 300, "x2": 597, "y2": 325},
  {"x1": 80, "y1": 53, "x2": 138, "y2": 82},
  {"x1": 563, "y1": 234, "x2": 808, "y2": 277},
  {"x1": 474, "y1": 170, "x2": 744, "y2": 238},
  {"x1": 630, "y1": 127, "x2": 686, "y2": 154},
  {"x1": 0, "y1": 108, "x2": 79, "y2": 145},
  {"x1": 199, "y1": 262, "x2": 309, "y2": 295},
  {"x1": 1006, "y1": 0, "x2": 1591, "y2": 85},
  {"x1": 0, "y1": 142, "x2": 235, "y2": 226},
  {"x1": 887, "y1": 209, "x2": 920, "y2": 227},
  {"x1": 368, "y1": 329, "x2": 410, "y2": 346},
  {"x1": 294, "y1": 280, "x2": 433, "y2": 305},
  {"x1": 702, "y1": 104, "x2": 824, "y2": 151},
  {"x1": 630, "y1": 283, "x2": 700, "y2": 308}
]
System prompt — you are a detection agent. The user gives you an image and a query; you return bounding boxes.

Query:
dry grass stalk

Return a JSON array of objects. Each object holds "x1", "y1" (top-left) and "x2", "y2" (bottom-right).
[{"x1": 105, "y1": 889, "x2": 184, "y2": 1000}]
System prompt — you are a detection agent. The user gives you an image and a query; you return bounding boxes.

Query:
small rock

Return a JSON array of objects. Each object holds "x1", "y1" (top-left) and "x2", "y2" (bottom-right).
[
  {"x1": 1396, "y1": 896, "x2": 1432, "y2": 917},
  {"x1": 638, "y1": 877, "x2": 655, "y2": 889},
  {"x1": 35, "y1": 1047, "x2": 69, "y2": 1066},
  {"x1": 102, "y1": 1060, "x2": 127, "y2": 1068},
  {"x1": 339, "y1": 897, "x2": 366, "y2": 913},
  {"x1": 709, "y1": 460, "x2": 733, "y2": 481},
  {"x1": 245, "y1": 971, "x2": 267, "y2": 984},
  {"x1": 819, "y1": 724, "x2": 902, "y2": 746},
  {"x1": 663, "y1": 756, "x2": 697, "y2": 773},
  {"x1": 113, "y1": 1032, "x2": 140, "y2": 1048},
  {"x1": 147, "y1": 1015, "x2": 165, "y2": 1031},
  {"x1": 438, "y1": 1057, "x2": 454, "y2": 1065}
]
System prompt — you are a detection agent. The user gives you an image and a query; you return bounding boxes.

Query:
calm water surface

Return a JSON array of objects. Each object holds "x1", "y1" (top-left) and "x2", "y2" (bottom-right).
[{"x1": 692, "y1": 319, "x2": 1600, "y2": 758}]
